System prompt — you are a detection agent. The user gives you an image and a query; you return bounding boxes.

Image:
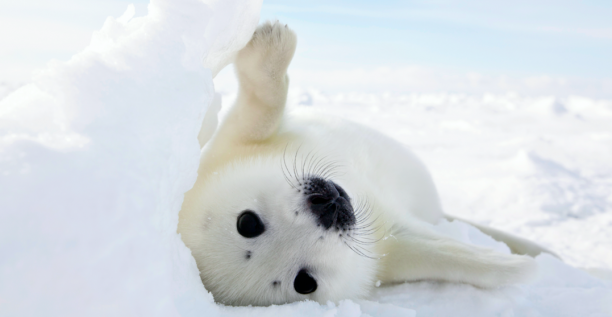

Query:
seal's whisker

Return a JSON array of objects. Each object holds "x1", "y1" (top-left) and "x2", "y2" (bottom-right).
[
  {"x1": 281, "y1": 145, "x2": 300, "y2": 190},
  {"x1": 301, "y1": 150, "x2": 315, "y2": 182},
  {"x1": 319, "y1": 162, "x2": 340, "y2": 179},
  {"x1": 292, "y1": 145, "x2": 303, "y2": 186},
  {"x1": 282, "y1": 146, "x2": 381, "y2": 259},
  {"x1": 305, "y1": 150, "x2": 318, "y2": 180},
  {"x1": 344, "y1": 242, "x2": 380, "y2": 260},
  {"x1": 311, "y1": 155, "x2": 331, "y2": 178}
]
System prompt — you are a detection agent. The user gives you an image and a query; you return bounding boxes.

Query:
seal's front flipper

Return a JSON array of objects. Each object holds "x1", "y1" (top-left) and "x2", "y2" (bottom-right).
[
  {"x1": 377, "y1": 223, "x2": 538, "y2": 288},
  {"x1": 219, "y1": 21, "x2": 297, "y2": 144}
]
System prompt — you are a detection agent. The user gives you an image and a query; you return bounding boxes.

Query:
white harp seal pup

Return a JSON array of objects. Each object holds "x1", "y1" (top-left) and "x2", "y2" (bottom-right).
[{"x1": 178, "y1": 21, "x2": 548, "y2": 306}]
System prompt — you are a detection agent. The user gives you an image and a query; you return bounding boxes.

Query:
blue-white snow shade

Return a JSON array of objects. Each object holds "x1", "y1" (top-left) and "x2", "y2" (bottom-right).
[
  {"x1": 0, "y1": 0, "x2": 262, "y2": 315},
  {"x1": 1, "y1": 1, "x2": 612, "y2": 316}
]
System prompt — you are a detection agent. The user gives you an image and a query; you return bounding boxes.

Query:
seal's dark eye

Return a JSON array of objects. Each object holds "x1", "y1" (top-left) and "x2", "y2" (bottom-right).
[
  {"x1": 237, "y1": 210, "x2": 265, "y2": 238},
  {"x1": 294, "y1": 269, "x2": 317, "y2": 294}
]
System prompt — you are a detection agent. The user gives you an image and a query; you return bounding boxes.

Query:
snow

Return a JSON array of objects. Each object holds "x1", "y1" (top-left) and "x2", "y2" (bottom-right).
[
  {"x1": 1, "y1": 1, "x2": 612, "y2": 316},
  {"x1": 0, "y1": 0, "x2": 261, "y2": 315}
]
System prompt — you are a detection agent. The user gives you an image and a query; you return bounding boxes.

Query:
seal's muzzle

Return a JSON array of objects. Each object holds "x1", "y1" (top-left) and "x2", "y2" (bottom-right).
[{"x1": 304, "y1": 177, "x2": 356, "y2": 231}]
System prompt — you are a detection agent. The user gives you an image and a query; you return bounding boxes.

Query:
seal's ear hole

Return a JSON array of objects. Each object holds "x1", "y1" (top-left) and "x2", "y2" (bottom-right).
[
  {"x1": 237, "y1": 210, "x2": 265, "y2": 238},
  {"x1": 294, "y1": 269, "x2": 317, "y2": 294}
]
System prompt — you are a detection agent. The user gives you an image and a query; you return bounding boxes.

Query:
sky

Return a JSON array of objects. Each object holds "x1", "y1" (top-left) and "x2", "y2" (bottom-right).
[
  {"x1": 1, "y1": 0, "x2": 611, "y2": 96},
  {"x1": 261, "y1": 0, "x2": 612, "y2": 77}
]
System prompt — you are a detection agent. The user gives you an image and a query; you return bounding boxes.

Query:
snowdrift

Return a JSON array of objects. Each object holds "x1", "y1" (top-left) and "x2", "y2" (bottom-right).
[
  {"x1": 1, "y1": 1, "x2": 611, "y2": 316},
  {"x1": 0, "y1": 0, "x2": 261, "y2": 315}
]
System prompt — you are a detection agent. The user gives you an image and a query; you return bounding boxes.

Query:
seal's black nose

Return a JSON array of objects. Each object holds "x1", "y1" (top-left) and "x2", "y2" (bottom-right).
[{"x1": 304, "y1": 177, "x2": 355, "y2": 230}]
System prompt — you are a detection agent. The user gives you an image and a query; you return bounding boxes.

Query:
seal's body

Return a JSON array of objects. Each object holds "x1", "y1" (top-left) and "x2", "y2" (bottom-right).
[{"x1": 178, "y1": 22, "x2": 541, "y2": 306}]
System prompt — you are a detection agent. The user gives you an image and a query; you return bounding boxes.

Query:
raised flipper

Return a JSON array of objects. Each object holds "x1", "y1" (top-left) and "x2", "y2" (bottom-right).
[
  {"x1": 198, "y1": 21, "x2": 297, "y2": 174},
  {"x1": 216, "y1": 21, "x2": 297, "y2": 145}
]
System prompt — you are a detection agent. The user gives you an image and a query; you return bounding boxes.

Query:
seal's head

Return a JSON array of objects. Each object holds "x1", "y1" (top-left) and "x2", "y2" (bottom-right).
[{"x1": 179, "y1": 155, "x2": 378, "y2": 306}]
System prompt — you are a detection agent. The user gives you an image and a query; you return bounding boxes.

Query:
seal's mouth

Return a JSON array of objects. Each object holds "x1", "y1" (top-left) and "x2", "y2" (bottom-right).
[{"x1": 303, "y1": 177, "x2": 356, "y2": 231}]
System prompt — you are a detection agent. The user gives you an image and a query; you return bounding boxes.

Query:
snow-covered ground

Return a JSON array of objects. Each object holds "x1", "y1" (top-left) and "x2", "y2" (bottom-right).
[{"x1": 1, "y1": 0, "x2": 611, "y2": 316}]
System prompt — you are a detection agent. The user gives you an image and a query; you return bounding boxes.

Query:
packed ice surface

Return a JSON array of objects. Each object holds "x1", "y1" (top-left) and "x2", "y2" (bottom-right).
[{"x1": 1, "y1": 1, "x2": 612, "y2": 317}]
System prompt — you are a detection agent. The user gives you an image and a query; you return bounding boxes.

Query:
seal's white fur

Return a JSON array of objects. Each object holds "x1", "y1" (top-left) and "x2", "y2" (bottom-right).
[{"x1": 179, "y1": 21, "x2": 542, "y2": 306}]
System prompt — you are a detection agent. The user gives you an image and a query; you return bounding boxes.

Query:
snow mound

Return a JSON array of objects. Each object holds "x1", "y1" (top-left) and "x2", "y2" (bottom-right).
[
  {"x1": 0, "y1": 0, "x2": 261, "y2": 315},
  {"x1": 2, "y1": 2, "x2": 612, "y2": 317}
]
